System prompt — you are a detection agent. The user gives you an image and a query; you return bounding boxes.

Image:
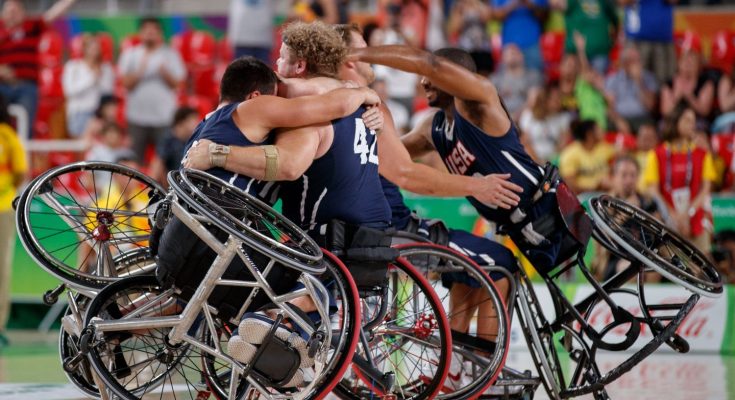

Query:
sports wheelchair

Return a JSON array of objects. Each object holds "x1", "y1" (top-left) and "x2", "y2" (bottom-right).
[
  {"x1": 390, "y1": 181, "x2": 723, "y2": 400},
  {"x1": 17, "y1": 164, "x2": 455, "y2": 399}
]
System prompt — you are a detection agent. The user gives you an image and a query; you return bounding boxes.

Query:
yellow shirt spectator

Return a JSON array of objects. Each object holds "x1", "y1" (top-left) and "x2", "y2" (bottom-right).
[
  {"x1": 641, "y1": 143, "x2": 717, "y2": 188},
  {"x1": 0, "y1": 122, "x2": 27, "y2": 212},
  {"x1": 558, "y1": 141, "x2": 615, "y2": 193}
]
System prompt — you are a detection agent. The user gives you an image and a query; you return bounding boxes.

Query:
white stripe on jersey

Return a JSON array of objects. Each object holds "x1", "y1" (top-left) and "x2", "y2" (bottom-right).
[
  {"x1": 299, "y1": 175, "x2": 309, "y2": 225},
  {"x1": 229, "y1": 173, "x2": 239, "y2": 185},
  {"x1": 309, "y1": 188, "x2": 328, "y2": 230},
  {"x1": 501, "y1": 150, "x2": 539, "y2": 186}
]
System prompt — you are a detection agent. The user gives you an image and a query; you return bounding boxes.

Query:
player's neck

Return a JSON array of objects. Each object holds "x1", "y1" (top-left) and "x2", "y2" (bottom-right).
[{"x1": 442, "y1": 104, "x2": 456, "y2": 124}]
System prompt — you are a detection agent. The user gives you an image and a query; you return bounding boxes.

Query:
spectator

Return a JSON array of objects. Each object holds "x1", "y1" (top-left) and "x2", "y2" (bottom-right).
[
  {"x1": 519, "y1": 83, "x2": 571, "y2": 164},
  {"x1": 491, "y1": 0, "x2": 549, "y2": 72},
  {"x1": 372, "y1": 78, "x2": 410, "y2": 133},
  {"x1": 118, "y1": 17, "x2": 186, "y2": 164},
  {"x1": 643, "y1": 101, "x2": 717, "y2": 252},
  {"x1": 593, "y1": 155, "x2": 660, "y2": 281},
  {"x1": 712, "y1": 67, "x2": 735, "y2": 134},
  {"x1": 551, "y1": 0, "x2": 619, "y2": 75},
  {"x1": 604, "y1": 43, "x2": 658, "y2": 133},
  {"x1": 618, "y1": 0, "x2": 677, "y2": 83},
  {"x1": 228, "y1": 0, "x2": 275, "y2": 63},
  {"x1": 572, "y1": 33, "x2": 610, "y2": 132},
  {"x1": 150, "y1": 106, "x2": 200, "y2": 185},
  {"x1": 660, "y1": 51, "x2": 715, "y2": 122},
  {"x1": 558, "y1": 53, "x2": 580, "y2": 113},
  {"x1": 0, "y1": 0, "x2": 77, "y2": 136},
  {"x1": 62, "y1": 34, "x2": 114, "y2": 138},
  {"x1": 0, "y1": 94, "x2": 27, "y2": 348},
  {"x1": 80, "y1": 94, "x2": 119, "y2": 146},
  {"x1": 447, "y1": 0, "x2": 494, "y2": 74},
  {"x1": 491, "y1": 44, "x2": 542, "y2": 118},
  {"x1": 370, "y1": 5, "x2": 418, "y2": 119},
  {"x1": 290, "y1": 0, "x2": 342, "y2": 24},
  {"x1": 559, "y1": 119, "x2": 616, "y2": 193},
  {"x1": 635, "y1": 121, "x2": 660, "y2": 188},
  {"x1": 85, "y1": 122, "x2": 127, "y2": 163}
]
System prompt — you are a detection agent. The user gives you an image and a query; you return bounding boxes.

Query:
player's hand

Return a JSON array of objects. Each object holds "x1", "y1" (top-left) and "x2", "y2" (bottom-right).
[
  {"x1": 362, "y1": 106, "x2": 384, "y2": 132},
  {"x1": 361, "y1": 87, "x2": 382, "y2": 107},
  {"x1": 475, "y1": 173, "x2": 523, "y2": 209},
  {"x1": 182, "y1": 139, "x2": 213, "y2": 170}
]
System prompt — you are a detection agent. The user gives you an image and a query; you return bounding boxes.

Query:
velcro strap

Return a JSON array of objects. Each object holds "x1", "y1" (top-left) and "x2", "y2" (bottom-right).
[{"x1": 263, "y1": 145, "x2": 279, "y2": 181}]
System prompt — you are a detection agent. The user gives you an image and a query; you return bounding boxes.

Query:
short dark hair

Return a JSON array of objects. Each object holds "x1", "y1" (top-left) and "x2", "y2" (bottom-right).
[
  {"x1": 433, "y1": 48, "x2": 477, "y2": 73},
  {"x1": 95, "y1": 95, "x2": 119, "y2": 118},
  {"x1": 219, "y1": 57, "x2": 278, "y2": 103},
  {"x1": 173, "y1": 106, "x2": 199, "y2": 126},
  {"x1": 612, "y1": 154, "x2": 640, "y2": 174},
  {"x1": 139, "y1": 17, "x2": 162, "y2": 31},
  {"x1": 570, "y1": 119, "x2": 597, "y2": 142}
]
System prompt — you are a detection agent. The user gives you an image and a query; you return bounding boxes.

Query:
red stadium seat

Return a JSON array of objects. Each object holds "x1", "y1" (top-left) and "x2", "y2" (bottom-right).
[
  {"x1": 191, "y1": 65, "x2": 218, "y2": 99},
  {"x1": 604, "y1": 132, "x2": 637, "y2": 152},
  {"x1": 182, "y1": 95, "x2": 215, "y2": 119},
  {"x1": 189, "y1": 31, "x2": 217, "y2": 66},
  {"x1": 38, "y1": 31, "x2": 64, "y2": 68},
  {"x1": 120, "y1": 35, "x2": 141, "y2": 52},
  {"x1": 490, "y1": 33, "x2": 502, "y2": 69},
  {"x1": 219, "y1": 36, "x2": 233, "y2": 63},
  {"x1": 673, "y1": 30, "x2": 702, "y2": 57},
  {"x1": 38, "y1": 66, "x2": 64, "y2": 98},
  {"x1": 710, "y1": 30, "x2": 735, "y2": 74},
  {"x1": 171, "y1": 30, "x2": 193, "y2": 63},
  {"x1": 69, "y1": 33, "x2": 115, "y2": 61},
  {"x1": 541, "y1": 31, "x2": 565, "y2": 81}
]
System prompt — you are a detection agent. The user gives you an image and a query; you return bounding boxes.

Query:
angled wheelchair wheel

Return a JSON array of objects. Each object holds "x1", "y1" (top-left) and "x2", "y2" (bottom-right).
[
  {"x1": 395, "y1": 243, "x2": 510, "y2": 400},
  {"x1": 516, "y1": 273, "x2": 565, "y2": 400},
  {"x1": 168, "y1": 169, "x2": 323, "y2": 273},
  {"x1": 334, "y1": 257, "x2": 452, "y2": 400},
  {"x1": 201, "y1": 249, "x2": 361, "y2": 400},
  {"x1": 83, "y1": 276, "x2": 197, "y2": 400},
  {"x1": 16, "y1": 162, "x2": 164, "y2": 290},
  {"x1": 589, "y1": 195, "x2": 722, "y2": 297}
]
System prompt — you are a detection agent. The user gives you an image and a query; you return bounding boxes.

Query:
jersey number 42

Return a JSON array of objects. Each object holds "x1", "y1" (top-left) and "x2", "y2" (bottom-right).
[{"x1": 354, "y1": 119, "x2": 378, "y2": 165}]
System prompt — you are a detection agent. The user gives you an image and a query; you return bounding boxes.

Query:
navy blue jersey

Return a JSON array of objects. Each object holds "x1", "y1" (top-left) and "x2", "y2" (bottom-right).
[
  {"x1": 184, "y1": 103, "x2": 280, "y2": 204},
  {"x1": 280, "y1": 108, "x2": 391, "y2": 230},
  {"x1": 380, "y1": 176, "x2": 412, "y2": 230},
  {"x1": 431, "y1": 108, "x2": 543, "y2": 225}
]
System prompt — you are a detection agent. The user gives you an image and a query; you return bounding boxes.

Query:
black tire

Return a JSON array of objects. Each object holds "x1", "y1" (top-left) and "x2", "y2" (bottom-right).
[
  {"x1": 395, "y1": 243, "x2": 511, "y2": 399},
  {"x1": 589, "y1": 195, "x2": 722, "y2": 297},
  {"x1": 83, "y1": 275, "x2": 204, "y2": 400},
  {"x1": 168, "y1": 169, "x2": 323, "y2": 273},
  {"x1": 16, "y1": 162, "x2": 164, "y2": 290},
  {"x1": 202, "y1": 250, "x2": 362, "y2": 399},
  {"x1": 334, "y1": 257, "x2": 452, "y2": 400}
]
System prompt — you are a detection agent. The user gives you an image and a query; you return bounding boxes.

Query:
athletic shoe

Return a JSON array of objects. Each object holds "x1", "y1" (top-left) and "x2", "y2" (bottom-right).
[{"x1": 236, "y1": 311, "x2": 313, "y2": 368}]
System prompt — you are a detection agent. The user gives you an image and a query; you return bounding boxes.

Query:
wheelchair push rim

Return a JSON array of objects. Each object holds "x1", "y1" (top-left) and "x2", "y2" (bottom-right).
[
  {"x1": 16, "y1": 161, "x2": 165, "y2": 290},
  {"x1": 588, "y1": 195, "x2": 722, "y2": 297},
  {"x1": 168, "y1": 169, "x2": 323, "y2": 273}
]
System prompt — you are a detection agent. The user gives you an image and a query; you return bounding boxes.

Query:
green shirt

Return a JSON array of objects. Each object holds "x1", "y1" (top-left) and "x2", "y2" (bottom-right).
[
  {"x1": 575, "y1": 78, "x2": 607, "y2": 131},
  {"x1": 564, "y1": 0, "x2": 619, "y2": 58}
]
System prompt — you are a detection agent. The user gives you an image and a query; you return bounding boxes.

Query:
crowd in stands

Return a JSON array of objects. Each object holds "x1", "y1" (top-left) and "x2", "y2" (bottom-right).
[{"x1": 1, "y1": 0, "x2": 735, "y2": 284}]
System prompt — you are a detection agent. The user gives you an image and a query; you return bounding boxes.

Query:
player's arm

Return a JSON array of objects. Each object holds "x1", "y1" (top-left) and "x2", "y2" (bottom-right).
[
  {"x1": 350, "y1": 45, "x2": 496, "y2": 105},
  {"x1": 378, "y1": 105, "x2": 523, "y2": 209},
  {"x1": 183, "y1": 125, "x2": 321, "y2": 181},
  {"x1": 278, "y1": 76, "x2": 351, "y2": 98},
  {"x1": 400, "y1": 110, "x2": 436, "y2": 158},
  {"x1": 236, "y1": 87, "x2": 380, "y2": 140}
]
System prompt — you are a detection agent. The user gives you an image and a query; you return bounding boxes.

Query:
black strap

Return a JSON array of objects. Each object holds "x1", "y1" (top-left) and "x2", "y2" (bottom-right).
[{"x1": 450, "y1": 329, "x2": 497, "y2": 353}]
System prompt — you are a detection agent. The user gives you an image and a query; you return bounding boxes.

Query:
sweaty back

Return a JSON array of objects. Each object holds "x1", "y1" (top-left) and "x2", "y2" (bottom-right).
[
  {"x1": 184, "y1": 103, "x2": 279, "y2": 204},
  {"x1": 431, "y1": 108, "x2": 543, "y2": 224},
  {"x1": 280, "y1": 107, "x2": 391, "y2": 231}
]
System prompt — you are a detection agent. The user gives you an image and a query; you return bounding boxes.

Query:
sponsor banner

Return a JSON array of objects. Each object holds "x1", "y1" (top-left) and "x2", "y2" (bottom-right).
[{"x1": 507, "y1": 283, "x2": 731, "y2": 353}]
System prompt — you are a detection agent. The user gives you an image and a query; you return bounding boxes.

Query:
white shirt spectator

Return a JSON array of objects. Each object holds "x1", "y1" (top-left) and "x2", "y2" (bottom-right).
[
  {"x1": 519, "y1": 108, "x2": 570, "y2": 163},
  {"x1": 117, "y1": 45, "x2": 186, "y2": 127},
  {"x1": 62, "y1": 60, "x2": 114, "y2": 136},
  {"x1": 228, "y1": 0, "x2": 274, "y2": 48}
]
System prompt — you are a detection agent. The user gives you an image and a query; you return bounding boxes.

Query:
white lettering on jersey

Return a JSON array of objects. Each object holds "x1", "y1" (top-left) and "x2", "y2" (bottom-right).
[{"x1": 445, "y1": 140, "x2": 476, "y2": 175}]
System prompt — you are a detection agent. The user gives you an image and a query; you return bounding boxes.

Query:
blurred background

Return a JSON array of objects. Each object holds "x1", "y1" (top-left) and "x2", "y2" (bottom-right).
[{"x1": 1, "y1": 0, "x2": 735, "y2": 398}]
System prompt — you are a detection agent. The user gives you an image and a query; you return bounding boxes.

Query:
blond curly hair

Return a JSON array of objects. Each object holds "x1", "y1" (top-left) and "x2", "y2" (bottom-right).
[{"x1": 281, "y1": 21, "x2": 347, "y2": 78}]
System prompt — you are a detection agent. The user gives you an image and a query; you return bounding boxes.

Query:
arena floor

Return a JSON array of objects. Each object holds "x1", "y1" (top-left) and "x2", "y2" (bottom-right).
[{"x1": 0, "y1": 330, "x2": 732, "y2": 400}]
